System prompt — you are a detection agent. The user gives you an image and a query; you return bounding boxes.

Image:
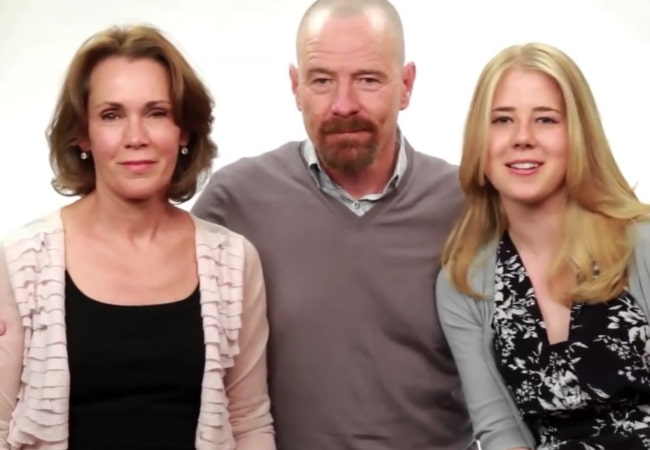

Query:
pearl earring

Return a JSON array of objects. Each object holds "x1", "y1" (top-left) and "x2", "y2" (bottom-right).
[
  {"x1": 80, "y1": 151, "x2": 89, "y2": 160},
  {"x1": 180, "y1": 146, "x2": 189, "y2": 155}
]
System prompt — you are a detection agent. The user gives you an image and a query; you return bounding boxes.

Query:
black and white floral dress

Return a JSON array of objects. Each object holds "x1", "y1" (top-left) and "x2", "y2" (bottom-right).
[{"x1": 492, "y1": 232, "x2": 650, "y2": 450}]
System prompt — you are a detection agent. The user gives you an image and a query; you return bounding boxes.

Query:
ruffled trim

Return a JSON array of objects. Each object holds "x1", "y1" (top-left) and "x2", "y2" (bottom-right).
[
  {"x1": 194, "y1": 219, "x2": 245, "y2": 449},
  {"x1": 3, "y1": 211, "x2": 246, "y2": 449},
  {"x1": 4, "y1": 212, "x2": 69, "y2": 449}
]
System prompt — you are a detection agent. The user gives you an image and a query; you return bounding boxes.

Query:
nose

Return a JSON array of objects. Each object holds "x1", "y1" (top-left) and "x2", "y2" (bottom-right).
[
  {"x1": 513, "y1": 121, "x2": 535, "y2": 149},
  {"x1": 330, "y1": 82, "x2": 360, "y2": 116},
  {"x1": 124, "y1": 116, "x2": 149, "y2": 149}
]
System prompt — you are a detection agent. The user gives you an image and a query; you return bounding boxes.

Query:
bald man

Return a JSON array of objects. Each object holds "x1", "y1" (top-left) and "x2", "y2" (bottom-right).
[
  {"x1": 192, "y1": 0, "x2": 474, "y2": 449},
  {"x1": 0, "y1": 0, "x2": 475, "y2": 449}
]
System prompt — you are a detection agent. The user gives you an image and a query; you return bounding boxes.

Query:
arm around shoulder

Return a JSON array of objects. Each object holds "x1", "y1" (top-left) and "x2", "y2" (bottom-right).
[
  {"x1": 224, "y1": 237, "x2": 275, "y2": 450},
  {"x1": 435, "y1": 269, "x2": 532, "y2": 450},
  {"x1": 0, "y1": 244, "x2": 24, "y2": 448}
]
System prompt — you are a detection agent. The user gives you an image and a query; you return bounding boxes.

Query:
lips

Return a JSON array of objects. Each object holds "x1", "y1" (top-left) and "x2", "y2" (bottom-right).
[
  {"x1": 119, "y1": 160, "x2": 156, "y2": 174},
  {"x1": 120, "y1": 160, "x2": 155, "y2": 165},
  {"x1": 506, "y1": 161, "x2": 543, "y2": 169}
]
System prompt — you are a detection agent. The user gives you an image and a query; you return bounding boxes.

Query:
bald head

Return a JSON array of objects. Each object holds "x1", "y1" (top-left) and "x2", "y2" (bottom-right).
[{"x1": 296, "y1": 0, "x2": 405, "y2": 65}]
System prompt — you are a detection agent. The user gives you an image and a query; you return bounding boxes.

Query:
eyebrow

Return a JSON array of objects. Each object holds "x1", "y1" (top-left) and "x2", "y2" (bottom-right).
[
  {"x1": 92, "y1": 100, "x2": 172, "y2": 110},
  {"x1": 491, "y1": 106, "x2": 562, "y2": 113},
  {"x1": 306, "y1": 68, "x2": 387, "y2": 79}
]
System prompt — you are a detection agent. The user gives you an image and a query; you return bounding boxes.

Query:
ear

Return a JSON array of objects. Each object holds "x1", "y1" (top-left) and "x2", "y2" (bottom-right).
[
  {"x1": 76, "y1": 136, "x2": 91, "y2": 152},
  {"x1": 179, "y1": 131, "x2": 189, "y2": 148},
  {"x1": 399, "y1": 62, "x2": 416, "y2": 110},
  {"x1": 289, "y1": 64, "x2": 302, "y2": 111}
]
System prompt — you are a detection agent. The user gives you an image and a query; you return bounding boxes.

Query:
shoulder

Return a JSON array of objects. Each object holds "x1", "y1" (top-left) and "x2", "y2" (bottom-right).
[
  {"x1": 2, "y1": 209, "x2": 62, "y2": 251},
  {"x1": 192, "y1": 213, "x2": 244, "y2": 244},
  {"x1": 209, "y1": 141, "x2": 303, "y2": 189},
  {"x1": 404, "y1": 135, "x2": 459, "y2": 179},
  {"x1": 191, "y1": 214, "x2": 260, "y2": 262},
  {"x1": 404, "y1": 138, "x2": 461, "y2": 192},
  {"x1": 412, "y1": 150, "x2": 459, "y2": 176},
  {"x1": 632, "y1": 219, "x2": 650, "y2": 244},
  {"x1": 630, "y1": 219, "x2": 650, "y2": 268},
  {"x1": 401, "y1": 142, "x2": 464, "y2": 222},
  {"x1": 436, "y1": 241, "x2": 498, "y2": 314}
]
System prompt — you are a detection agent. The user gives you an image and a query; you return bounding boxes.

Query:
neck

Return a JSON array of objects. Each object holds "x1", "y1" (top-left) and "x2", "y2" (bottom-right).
[
  {"x1": 78, "y1": 189, "x2": 178, "y2": 245},
  {"x1": 324, "y1": 134, "x2": 399, "y2": 199},
  {"x1": 504, "y1": 194, "x2": 567, "y2": 256}
]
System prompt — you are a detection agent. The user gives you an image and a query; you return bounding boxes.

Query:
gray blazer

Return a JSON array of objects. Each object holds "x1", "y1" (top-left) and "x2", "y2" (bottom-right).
[{"x1": 435, "y1": 221, "x2": 650, "y2": 450}]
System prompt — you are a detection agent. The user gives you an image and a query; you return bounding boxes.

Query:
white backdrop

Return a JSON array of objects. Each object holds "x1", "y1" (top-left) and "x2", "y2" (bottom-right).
[{"x1": 1, "y1": 0, "x2": 649, "y2": 237}]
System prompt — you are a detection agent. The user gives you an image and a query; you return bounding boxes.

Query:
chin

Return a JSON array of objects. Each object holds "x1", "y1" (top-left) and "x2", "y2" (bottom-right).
[
  {"x1": 511, "y1": 194, "x2": 558, "y2": 208},
  {"x1": 116, "y1": 185, "x2": 168, "y2": 203},
  {"x1": 119, "y1": 193, "x2": 162, "y2": 203}
]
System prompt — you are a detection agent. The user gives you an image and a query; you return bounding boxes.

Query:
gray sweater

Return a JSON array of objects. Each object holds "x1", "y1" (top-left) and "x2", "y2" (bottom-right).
[
  {"x1": 192, "y1": 140, "x2": 475, "y2": 450},
  {"x1": 436, "y1": 221, "x2": 650, "y2": 450}
]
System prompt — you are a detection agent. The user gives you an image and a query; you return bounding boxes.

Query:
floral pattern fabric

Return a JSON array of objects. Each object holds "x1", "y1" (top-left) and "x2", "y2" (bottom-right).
[{"x1": 492, "y1": 232, "x2": 650, "y2": 450}]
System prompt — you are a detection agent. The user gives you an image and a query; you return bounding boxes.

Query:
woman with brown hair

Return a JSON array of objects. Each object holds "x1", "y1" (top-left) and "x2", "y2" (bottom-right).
[{"x1": 0, "y1": 25, "x2": 274, "y2": 449}]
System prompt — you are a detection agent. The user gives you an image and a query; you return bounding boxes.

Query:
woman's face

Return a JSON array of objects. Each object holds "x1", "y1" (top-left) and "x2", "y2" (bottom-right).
[
  {"x1": 485, "y1": 68, "x2": 569, "y2": 210},
  {"x1": 81, "y1": 56, "x2": 187, "y2": 202}
]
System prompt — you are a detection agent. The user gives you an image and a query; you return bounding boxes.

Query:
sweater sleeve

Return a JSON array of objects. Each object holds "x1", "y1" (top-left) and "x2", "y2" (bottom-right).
[
  {"x1": 435, "y1": 269, "x2": 531, "y2": 450},
  {"x1": 224, "y1": 237, "x2": 275, "y2": 449},
  {"x1": 0, "y1": 244, "x2": 24, "y2": 448}
]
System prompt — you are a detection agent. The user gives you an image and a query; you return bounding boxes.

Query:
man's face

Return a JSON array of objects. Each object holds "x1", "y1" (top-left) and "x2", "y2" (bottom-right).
[{"x1": 290, "y1": 13, "x2": 414, "y2": 174}]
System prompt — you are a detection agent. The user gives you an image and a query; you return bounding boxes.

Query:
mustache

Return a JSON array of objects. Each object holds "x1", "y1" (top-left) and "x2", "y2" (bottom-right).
[{"x1": 319, "y1": 117, "x2": 377, "y2": 134}]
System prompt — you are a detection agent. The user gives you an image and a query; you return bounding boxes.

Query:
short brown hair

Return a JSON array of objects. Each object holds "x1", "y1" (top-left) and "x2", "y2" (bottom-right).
[{"x1": 48, "y1": 24, "x2": 217, "y2": 203}]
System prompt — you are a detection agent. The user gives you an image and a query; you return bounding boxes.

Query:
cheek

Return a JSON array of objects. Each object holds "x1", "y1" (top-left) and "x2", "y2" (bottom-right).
[
  {"x1": 542, "y1": 132, "x2": 570, "y2": 163},
  {"x1": 553, "y1": 140, "x2": 570, "y2": 160},
  {"x1": 484, "y1": 134, "x2": 508, "y2": 182},
  {"x1": 486, "y1": 133, "x2": 507, "y2": 168},
  {"x1": 484, "y1": 155, "x2": 498, "y2": 182},
  {"x1": 299, "y1": 89, "x2": 325, "y2": 113},
  {"x1": 87, "y1": 127, "x2": 121, "y2": 158},
  {"x1": 360, "y1": 92, "x2": 391, "y2": 118},
  {"x1": 149, "y1": 123, "x2": 182, "y2": 147},
  {"x1": 302, "y1": 103, "x2": 327, "y2": 130}
]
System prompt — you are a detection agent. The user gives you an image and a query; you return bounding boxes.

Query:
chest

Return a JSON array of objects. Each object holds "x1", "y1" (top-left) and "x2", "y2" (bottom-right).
[
  {"x1": 492, "y1": 260, "x2": 650, "y2": 420},
  {"x1": 64, "y1": 233, "x2": 198, "y2": 305},
  {"x1": 253, "y1": 208, "x2": 450, "y2": 349},
  {"x1": 4, "y1": 224, "x2": 244, "y2": 449},
  {"x1": 65, "y1": 278, "x2": 205, "y2": 422}
]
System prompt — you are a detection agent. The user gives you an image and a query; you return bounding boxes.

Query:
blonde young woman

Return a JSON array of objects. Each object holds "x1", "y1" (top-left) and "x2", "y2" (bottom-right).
[
  {"x1": 436, "y1": 43, "x2": 650, "y2": 450},
  {"x1": 0, "y1": 26, "x2": 275, "y2": 449}
]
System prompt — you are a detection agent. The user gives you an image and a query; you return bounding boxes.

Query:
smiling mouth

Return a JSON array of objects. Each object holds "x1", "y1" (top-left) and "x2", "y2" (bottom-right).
[{"x1": 506, "y1": 162, "x2": 542, "y2": 170}]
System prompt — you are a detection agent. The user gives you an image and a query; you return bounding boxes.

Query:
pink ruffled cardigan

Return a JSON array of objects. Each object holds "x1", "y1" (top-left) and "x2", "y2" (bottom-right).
[{"x1": 0, "y1": 210, "x2": 275, "y2": 449}]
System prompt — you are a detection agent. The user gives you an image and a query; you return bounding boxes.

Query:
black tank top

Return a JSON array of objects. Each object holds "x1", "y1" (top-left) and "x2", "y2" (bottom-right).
[{"x1": 64, "y1": 271, "x2": 204, "y2": 449}]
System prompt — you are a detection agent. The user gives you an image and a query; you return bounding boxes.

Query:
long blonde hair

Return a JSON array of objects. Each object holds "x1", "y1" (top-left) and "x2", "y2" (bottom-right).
[{"x1": 441, "y1": 42, "x2": 650, "y2": 303}]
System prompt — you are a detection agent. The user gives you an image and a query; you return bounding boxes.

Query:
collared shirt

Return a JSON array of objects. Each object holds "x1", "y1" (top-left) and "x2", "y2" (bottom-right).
[{"x1": 300, "y1": 131, "x2": 407, "y2": 216}]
